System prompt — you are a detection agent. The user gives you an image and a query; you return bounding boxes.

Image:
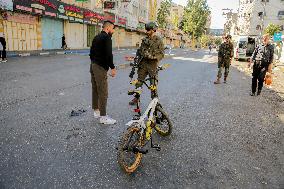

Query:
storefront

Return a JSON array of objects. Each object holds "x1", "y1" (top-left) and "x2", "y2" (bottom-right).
[
  {"x1": 124, "y1": 17, "x2": 138, "y2": 48},
  {"x1": 5, "y1": 12, "x2": 40, "y2": 51},
  {"x1": 12, "y1": 0, "x2": 104, "y2": 50},
  {"x1": 64, "y1": 21, "x2": 87, "y2": 49},
  {"x1": 84, "y1": 10, "x2": 103, "y2": 47},
  {"x1": 41, "y1": 17, "x2": 63, "y2": 49},
  {"x1": 112, "y1": 16, "x2": 127, "y2": 48},
  {"x1": 87, "y1": 24, "x2": 100, "y2": 47}
]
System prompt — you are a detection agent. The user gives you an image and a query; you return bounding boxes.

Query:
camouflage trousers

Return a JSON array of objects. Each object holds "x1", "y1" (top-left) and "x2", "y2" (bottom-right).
[
  {"x1": 137, "y1": 60, "x2": 159, "y2": 83},
  {"x1": 137, "y1": 60, "x2": 159, "y2": 98},
  {"x1": 217, "y1": 62, "x2": 230, "y2": 78}
]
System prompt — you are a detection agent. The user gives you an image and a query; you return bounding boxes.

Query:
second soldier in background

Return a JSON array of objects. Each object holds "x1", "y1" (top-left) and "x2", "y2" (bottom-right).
[{"x1": 214, "y1": 34, "x2": 234, "y2": 84}]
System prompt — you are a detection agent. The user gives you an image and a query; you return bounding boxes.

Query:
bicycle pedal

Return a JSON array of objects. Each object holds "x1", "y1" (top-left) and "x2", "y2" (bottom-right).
[
  {"x1": 133, "y1": 147, "x2": 148, "y2": 154},
  {"x1": 151, "y1": 144, "x2": 161, "y2": 151},
  {"x1": 132, "y1": 115, "x2": 140, "y2": 120}
]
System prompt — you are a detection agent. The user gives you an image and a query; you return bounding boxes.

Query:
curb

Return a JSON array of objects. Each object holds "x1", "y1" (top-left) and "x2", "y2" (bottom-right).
[
  {"x1": 7, "y1": 49, "x2": 90, "y2": 58},
  {"x1": 6, "y1": 47, "x2": 183, "y2": 58}
]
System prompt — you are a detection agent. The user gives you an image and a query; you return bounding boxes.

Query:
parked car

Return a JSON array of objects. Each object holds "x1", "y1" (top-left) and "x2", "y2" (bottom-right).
[{"x1": 234, "y1": 36, "x2": 257, "y2": 61}]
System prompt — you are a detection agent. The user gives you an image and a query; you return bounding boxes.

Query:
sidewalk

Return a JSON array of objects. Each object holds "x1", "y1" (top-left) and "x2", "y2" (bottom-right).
[
  {"x1": 202, "y1": 49, "x2": 284, "y2": 99},
  {"x1": 233, "y1": 59, "x2": 284, "y2": 98},
  {"x1": 7, "y1": 49, "x2": 87, "y2": 57},
  {"x1": 6, "y1": 47, "x2": 141, "y2": 58}
]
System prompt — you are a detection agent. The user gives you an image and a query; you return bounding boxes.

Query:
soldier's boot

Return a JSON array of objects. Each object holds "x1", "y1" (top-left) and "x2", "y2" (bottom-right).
[
  {"x1": 224, "y1": 76, "x2": 227, "y2": 83},
  {"x1": 214, "y1": 77, "x2": 221, "y2": 84}
]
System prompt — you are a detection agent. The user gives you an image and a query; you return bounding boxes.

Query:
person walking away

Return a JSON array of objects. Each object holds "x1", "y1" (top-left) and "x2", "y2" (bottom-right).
[
  {"x1": 61, "y1": 34, "x2": 67, "y2": 50},
  {"x1": 0, "y1": 33, "x2": 7, "y2": 62},
  {"x1": 248, "y1": 34, "x2": 274, "y2": 96},
  {"x1": 0, "y1": 39, "x2": 3, "y2": 63},
  {"x1": 214, "y1": 34, "x2": 234, "y2": 84},
  {"x1": 209, "y1": 44, "x2": 212, "y2": 54},
  {"x1": 129, "y1": 22, "x2": 165, "y2": 105},
  {"x1": 89, "y1": 20, "x2": 117, "y2": 125}
]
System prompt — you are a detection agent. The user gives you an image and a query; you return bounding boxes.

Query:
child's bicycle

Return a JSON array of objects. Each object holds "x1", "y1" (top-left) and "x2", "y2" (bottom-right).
[{"x1": 117, "y1": 57, "x2": 173, "y2": 174}]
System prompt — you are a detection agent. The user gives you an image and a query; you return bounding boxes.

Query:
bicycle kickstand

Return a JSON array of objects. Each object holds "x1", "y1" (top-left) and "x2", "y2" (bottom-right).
[{"x1": 150, "y1": 137, "x2": 161, "y2": 151}]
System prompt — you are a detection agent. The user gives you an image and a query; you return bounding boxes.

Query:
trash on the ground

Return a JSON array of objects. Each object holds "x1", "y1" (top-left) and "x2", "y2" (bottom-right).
[
  {"x1": 70, "y1": 108, "x2": 87, "y2": 117},
  {"x1": 59, "y1": 92, "x2": 64, "y2": 96}
]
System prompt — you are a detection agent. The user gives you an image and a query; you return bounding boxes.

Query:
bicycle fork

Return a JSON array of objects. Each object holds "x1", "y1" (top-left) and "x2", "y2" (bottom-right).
[{"x1": 132, "y1": 120, "x2": 161, "y2": 154}]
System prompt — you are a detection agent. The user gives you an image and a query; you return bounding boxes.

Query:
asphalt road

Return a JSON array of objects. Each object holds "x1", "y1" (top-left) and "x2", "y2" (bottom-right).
[{"x1": 0, "y1": 49, "x2": 283, "y2": 189}]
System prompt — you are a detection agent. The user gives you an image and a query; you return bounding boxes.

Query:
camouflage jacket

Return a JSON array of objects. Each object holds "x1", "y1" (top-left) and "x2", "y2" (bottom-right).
[
  {"x1": 136, "y1": 35, "x2": 164, "y2": 62},
  {"x1": 218, "y1": 42, "x2": 234, "y2": 63}
]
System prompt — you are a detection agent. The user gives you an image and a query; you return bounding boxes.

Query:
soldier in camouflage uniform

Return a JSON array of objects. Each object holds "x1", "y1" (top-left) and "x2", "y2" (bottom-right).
[
  {"x1": 129, "y1": 21, "x2": 165, "y2": 105},
  {"x1": 214, "y1": 34, "x2": 234, "y2": 84}
]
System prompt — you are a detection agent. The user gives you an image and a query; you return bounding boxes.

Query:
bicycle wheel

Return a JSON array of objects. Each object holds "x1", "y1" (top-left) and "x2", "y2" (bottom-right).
[
  {"x1": 154, "y1": 106, "x2": 172, "y2": 136},
  {"x1": 117, "y1": 124, "x2": 145, "y2": 173}
]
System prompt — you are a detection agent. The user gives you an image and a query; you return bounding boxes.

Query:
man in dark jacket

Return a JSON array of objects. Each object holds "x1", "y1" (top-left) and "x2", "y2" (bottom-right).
[
  {"x1": 249, "y1": 34, "x2": 274, "y2": 96},
  {"x1": 90, "y1": 20, "x2": 117, "y2": 125},
  {"x1": 0, "y1": 33, "x2": 7, "y2": 62}
]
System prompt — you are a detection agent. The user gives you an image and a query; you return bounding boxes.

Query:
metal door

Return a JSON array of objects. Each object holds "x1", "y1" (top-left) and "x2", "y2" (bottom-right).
[
  {"x1": 87, "y1": 25, "x2": 100, "y2": 47},
  {"x1": 41, "y1": 18, "x2": 63, "y2": 49}
]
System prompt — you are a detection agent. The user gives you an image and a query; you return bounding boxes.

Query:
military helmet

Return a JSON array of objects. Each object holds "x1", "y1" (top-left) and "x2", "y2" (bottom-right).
[
  {"x1": 226, "y1": 34, "x2": 232, "y2": 39},
  {"x1": 145, "y1": 22, "x2": 158, "y2": 31}
]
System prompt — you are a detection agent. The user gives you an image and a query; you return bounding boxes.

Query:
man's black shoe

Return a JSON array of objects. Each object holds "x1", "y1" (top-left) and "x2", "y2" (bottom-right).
[
  {"x1": 250, "y1": 92, "x2": 255, "y2": 96},
  {"x1": 257, "y1": 91, "x2": 261, "y2": 96}
]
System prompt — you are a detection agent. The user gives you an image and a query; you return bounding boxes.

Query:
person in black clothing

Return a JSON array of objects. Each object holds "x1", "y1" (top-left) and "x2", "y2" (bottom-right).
[
  {"x1": 89, "y1": 20, "x2": 117, "y2": 125},
  {"x1": 249, "y1": 34, "x2": 274, "y2": 96},
  {"x1": 61, "y1": 34, "x2": 67, "y2": 50},
  {"x1": 0, "y1": 34, "x2": 7, "y2": 62}
]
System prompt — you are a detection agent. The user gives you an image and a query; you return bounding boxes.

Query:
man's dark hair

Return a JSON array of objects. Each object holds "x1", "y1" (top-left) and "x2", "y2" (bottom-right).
[{"x1": 103, "y1": 20, "x2": 114, "y2": 29}]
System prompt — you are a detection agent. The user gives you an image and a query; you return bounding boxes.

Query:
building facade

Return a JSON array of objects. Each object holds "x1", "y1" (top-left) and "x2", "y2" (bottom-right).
[
  {"x1": 237, "y1": 0, "x2": 284, "y2": 36},
  {"x1": 0, "y1": 0, "x2": 188, "y2": 52}
]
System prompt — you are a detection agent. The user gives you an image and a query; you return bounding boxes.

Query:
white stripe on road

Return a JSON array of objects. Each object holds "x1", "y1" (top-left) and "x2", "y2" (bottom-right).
[
  {"x1": 19, "y1": 53, "x2": 31, "y2": 57},
  {"x1": 173, "y1": 56, "x2": 217, "y2": 63}
]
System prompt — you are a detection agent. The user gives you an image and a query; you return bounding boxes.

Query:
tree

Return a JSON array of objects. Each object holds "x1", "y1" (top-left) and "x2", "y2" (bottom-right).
[
  {"x1": 157, "y1": 0, "x2": 172, "y2": 29},
  {"x1": 181, "y1": 0, "x2": 211, "y2": 47},
  {"x1": 200, "y1": 35, "x2": 210, "y2": 47},
  {"x1": 264, "y1": 23, "x2": 281, "y2": 36},
  {"x1": 171, "y1": 14, "x2": 179, "y2": 30},
  {"x1": 214, "y1": 37, "x2": 222, "y2": 47}
]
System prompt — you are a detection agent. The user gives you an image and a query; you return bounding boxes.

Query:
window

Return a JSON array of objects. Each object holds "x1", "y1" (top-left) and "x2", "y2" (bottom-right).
[
  {"x1": 278, "y1": 11, "x2": 284, "y2": 16},
  {"x1": 256, "y1": 25, "x2": 262, "y2": 30},
  {"x1": 239, "y1": 41, "x2": 247, "y2": 48},
  {"x1": 278, "y1": 11, "x2": 284, "y2": 19}
]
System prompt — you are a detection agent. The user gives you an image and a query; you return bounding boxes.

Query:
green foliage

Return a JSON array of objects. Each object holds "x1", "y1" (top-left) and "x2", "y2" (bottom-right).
[
  {"x1": 200, "y1": 35, "x2": 210, "y2": 47},
  {"x1": 264, "y1": 24, "x2": 281, "y2": 36},
  {"x1": 172, "y1": 14, "x2": 179, "y2": 29},
  {"x1": 181, "y1": 0, "x2": 211, "y2": 39},
  {"x1": 157, "y1": 0, "x2": 172, "y2": 29},
  {"x1": 214, "y1": 37, "x2": 222, "y2": 47}
]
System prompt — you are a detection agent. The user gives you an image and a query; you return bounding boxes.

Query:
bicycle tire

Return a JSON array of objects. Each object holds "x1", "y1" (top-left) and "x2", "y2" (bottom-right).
[
  {"x1": 154, "y1": 106, "x2": 172, "y2": 136},
  {"x1": 117, "y1": 124, "x2": 145, "y2": 173}
]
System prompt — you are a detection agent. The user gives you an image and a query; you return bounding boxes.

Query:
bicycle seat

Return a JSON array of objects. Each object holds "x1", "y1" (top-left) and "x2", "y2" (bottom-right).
[{"x1": 128, "y1": 89, "x2": 142, "y2": 95}]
